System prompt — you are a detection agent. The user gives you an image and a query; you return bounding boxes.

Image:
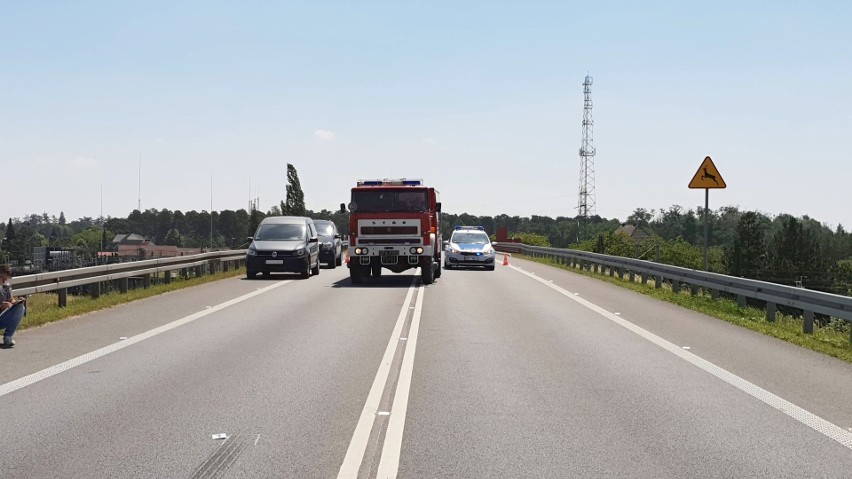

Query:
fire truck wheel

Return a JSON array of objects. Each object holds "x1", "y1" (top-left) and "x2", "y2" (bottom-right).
[
  {"x1": 350, "y1": 264, "x2": 365, "y2": 284},
  {"x1": 421, "y1": 258, "x2": 435, "y2": 285},
  {"x1": 434, "y1": 260, "x2": 442, "y2": 278}
]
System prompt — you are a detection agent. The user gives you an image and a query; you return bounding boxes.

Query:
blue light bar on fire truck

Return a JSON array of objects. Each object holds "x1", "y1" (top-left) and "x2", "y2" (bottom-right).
[
  {"x1": 356, "y1": 178, "x2": 423, "y2": 186},
  {"x1": 454, "y1": 225, "x2": 486, "y2": 231}
]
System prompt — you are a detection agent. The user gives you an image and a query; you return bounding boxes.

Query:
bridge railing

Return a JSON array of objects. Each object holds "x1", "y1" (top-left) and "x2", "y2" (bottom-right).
[
  {"x1": 10, "y1": 250, "x2": 246, "y2": 306},
  {"x1": 494, "y1": 243, "x2": 852, "y2": 338}
]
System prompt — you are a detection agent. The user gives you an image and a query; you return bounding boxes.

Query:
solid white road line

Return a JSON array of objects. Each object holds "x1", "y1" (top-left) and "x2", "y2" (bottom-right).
[
  {"x1": 0, "y1": 280, "x2": 292, "y2": 398},
  {"x1": 337, "y1": 276, "x2": 418, "y2": 479},
  {"x1": 510, "y1": 264, "x2": 852, "y2": 450},
  {"x1": 375, "y1": 280, "x2": 425, "y2": 478}
]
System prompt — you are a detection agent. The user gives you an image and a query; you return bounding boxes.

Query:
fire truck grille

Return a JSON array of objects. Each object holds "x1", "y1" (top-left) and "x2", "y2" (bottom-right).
[
  {"x1": 360, "y1": 226, "x2": 418, "y2": 235},
  {"x1": 357, "y1": 238, "x2": 422, "y2": 245}
]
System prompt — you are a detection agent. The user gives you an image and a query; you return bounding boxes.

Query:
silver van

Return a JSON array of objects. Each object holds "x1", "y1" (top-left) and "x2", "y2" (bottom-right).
[{"x1": 246, "y1": 216, "x2": 320, "y2": 279}]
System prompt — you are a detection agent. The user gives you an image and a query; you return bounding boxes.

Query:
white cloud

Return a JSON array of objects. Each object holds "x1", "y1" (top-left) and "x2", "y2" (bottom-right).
[
  {"x1": 70, "y1": 156, "x2": 97, "y2": 169},
  {"x1": 314, "y1": 129, "x2": 336, "y2": 141},
  {"x1": 422, "y1": 137, "x2": 436, "y2": 144}
]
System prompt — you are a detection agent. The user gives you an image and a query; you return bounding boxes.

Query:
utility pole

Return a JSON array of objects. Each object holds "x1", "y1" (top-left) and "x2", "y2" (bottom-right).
[
  {"x1": 138, "y1": 153, "x2": 142, "y2": 212},
  {"x1": 210, "y1": 173, "x2": 214, "y2": 250}
]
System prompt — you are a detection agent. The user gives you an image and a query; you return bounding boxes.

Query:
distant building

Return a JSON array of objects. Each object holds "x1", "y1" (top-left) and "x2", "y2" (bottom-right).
[
  {"x1": 614, "y1": 224, "x2": 653, "y2": 242},
  {"x1": 103, "y1": 233, "x2": 201, "y2": 260}
]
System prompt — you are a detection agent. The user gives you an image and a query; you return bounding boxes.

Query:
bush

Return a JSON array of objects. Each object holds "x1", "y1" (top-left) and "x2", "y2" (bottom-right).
[{"x1": 511, "y1": 232, "x2": 551, "y2": 247}]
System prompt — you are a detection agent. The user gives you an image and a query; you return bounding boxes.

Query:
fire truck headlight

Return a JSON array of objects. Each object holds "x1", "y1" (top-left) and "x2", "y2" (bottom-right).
[{"x1": 409, "y1": 247, "x2": 424, "y2": 254}]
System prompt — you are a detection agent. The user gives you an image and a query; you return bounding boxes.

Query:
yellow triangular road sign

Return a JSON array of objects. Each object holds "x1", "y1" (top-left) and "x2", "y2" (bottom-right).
[{"x1": 689, "y1": 156, "x2": 726, "y2": 189}]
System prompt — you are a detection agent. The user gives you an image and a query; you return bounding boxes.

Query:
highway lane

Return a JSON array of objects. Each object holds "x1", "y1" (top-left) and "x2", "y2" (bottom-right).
[
  {"x1": 500, "y1": 257, "x2": 852, "y2": 430},
  {"x1": 0, "y1": 268, "x2": 417, "y2": 478},
  {"x1": 400, "y1": 261, "x2": 852, "y2": 477},
  {"x1": 2, "y1": 259, "x2": 852, "y2": 477}
]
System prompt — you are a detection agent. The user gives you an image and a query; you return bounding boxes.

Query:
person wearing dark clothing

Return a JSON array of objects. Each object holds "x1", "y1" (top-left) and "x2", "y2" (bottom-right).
[{"x1": 0, "y1": 265, "x2": 25, "y2": 348}]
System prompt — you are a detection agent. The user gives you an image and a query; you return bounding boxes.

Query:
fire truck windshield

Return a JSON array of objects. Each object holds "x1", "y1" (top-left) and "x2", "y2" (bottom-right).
[{"x1": 352, "y1": 190, "x2": 428, "y2": 213}]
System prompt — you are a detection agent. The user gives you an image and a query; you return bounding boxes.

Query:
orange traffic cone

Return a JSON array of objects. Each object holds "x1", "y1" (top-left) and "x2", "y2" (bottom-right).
[{"x1": 502, "y1": 254, "x2": 509, "y2": 266}]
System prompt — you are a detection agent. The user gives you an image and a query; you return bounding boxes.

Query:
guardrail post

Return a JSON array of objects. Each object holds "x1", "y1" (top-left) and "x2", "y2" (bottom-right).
[
  {"x1": 711, "y1": 289, "x2": 720, "y2": 300},
  {"x1": 628, "y1": 271, "x2": 635, "y2": 282},
  {"x1": 90, "y1": 282, "x2": 101, "y2": 298},
  {"x1": 223, "y1": 260, "x2": 230, "y2": 272},
  {"x1": 617, "y1": 268, "x2": 624, "y2": 280},
  {"x1": 690, "y1": 285, "x2": 699, "y2": 296},
  {"x1": 803, "y1": 311, "x2": 814, "y2": 334},
  {"x1": 672, "y1": 280, "x2": 680, "y2": 293},
  {"x1": 181, "y1": 268, "x2": 188, "y2": 279},
  {"x1": 737, "y1": 294, "x2": 747, "y2": 308},
  {"x1": 655, "y1": 276, "x2": 662, "y2": 288},
  {"x1": 609, "y1": 267, "x2": 614, "y2": 277},
  {"x1": 143, "y1": 274, "x2": 151, "y2": 289},
  {"x1": 119, "y1": 278, "x2": 129, "y2": 294},
  {"x1": 640, "y1": 272, "x2": 648, "y2": 285},
  {"x1": 164, "y1": 271, "x2": 172, "y2": 284},
  {"x1": 766, "y1": 302, "x2": 776, "y2": 322},
  {"x1": 58, "y1": 288, "x2": 67, "y2": 307}
]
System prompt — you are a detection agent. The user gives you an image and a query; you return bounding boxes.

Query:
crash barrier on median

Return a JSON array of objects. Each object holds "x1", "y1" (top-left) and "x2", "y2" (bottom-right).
[
  {"x1": 10, "y1": 250, "x2": 247, "y2": 306},
  {"x1": 493, "y1": 243, "x2": 852, "y2": 340}
]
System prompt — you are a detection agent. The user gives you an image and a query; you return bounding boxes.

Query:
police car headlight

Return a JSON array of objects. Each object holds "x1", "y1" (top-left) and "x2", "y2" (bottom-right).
[
  {"x1": 247, "y1": 248, "x2": 257, "y2": 256},
  {"x1": 295, "y1": 248, "x2": 306, "y2": 256}
]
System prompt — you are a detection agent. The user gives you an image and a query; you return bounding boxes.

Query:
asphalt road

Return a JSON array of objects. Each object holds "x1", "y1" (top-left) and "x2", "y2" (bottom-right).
[{"x1": 2, "y1": 257, "x2": 852, "y2": 478}]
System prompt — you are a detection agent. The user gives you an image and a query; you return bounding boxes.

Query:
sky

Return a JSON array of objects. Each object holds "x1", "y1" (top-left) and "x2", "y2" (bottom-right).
[{"x1": 2, "y1": 1, "x2": 851, "y2": 228}]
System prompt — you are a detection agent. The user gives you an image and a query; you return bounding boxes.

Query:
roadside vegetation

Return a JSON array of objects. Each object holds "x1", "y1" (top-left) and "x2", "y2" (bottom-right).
[
  {"x1": 521, "y1": 254, "x2": 852, "y2": 363},
  {"x1": 446, "y1": 206, "x2": 852, "y2": 297},
  {"x1": 19, "y1": 267, "x2": 245, "y2": 331}
]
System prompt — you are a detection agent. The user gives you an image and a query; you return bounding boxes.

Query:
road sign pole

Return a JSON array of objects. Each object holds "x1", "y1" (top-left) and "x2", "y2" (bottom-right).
[
  {"x1": 689, "y1": 155, "x2": 725, "y2": 272},
  {"x1": 704, "y1": 188, "x2": 709, "y2": 271}
]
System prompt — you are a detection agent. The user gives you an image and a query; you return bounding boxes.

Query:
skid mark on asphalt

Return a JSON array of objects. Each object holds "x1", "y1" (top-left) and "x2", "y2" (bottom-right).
[{"x1": 190, "y1": 433, "x2": 249, "y2": 479}]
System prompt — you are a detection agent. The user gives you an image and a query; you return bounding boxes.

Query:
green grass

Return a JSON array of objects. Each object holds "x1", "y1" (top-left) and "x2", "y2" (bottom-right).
[
  {"x1": 521, "y1": 254, "x2": 852, "y2": 363},
  {"x1": 18, "y1": 267, "x2": 246, "y2": 330}
]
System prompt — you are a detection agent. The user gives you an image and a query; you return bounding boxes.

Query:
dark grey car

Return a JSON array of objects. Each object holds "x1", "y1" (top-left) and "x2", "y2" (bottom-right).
[
  {"x1": 313, "y1": 219, "x2": 343, "y2": 268},
  {"x1": 246, "y1": 216, "x2": 321, "y2": 279}
]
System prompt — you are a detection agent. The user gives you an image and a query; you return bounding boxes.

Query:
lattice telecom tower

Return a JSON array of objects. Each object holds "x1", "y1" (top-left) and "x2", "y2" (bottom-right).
[{"x1": 578, "y1": 74, "x2": 596, "y2": 222}]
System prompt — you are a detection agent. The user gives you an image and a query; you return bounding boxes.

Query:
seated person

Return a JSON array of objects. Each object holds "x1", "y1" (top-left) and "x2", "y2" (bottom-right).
[{"x1": 0, "y1": 264, "x2": 26, "y2": 349}]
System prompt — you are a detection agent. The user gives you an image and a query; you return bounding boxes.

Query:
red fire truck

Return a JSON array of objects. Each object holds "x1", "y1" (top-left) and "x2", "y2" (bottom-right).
[{"x1": 344, "y1": 178, "x2": 442, "y2": 284}]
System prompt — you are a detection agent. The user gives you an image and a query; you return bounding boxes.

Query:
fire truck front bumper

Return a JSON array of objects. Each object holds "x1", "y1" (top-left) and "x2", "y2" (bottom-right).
[{"x1": 350, "y1": 245, "x2": 434, "y2": 266}]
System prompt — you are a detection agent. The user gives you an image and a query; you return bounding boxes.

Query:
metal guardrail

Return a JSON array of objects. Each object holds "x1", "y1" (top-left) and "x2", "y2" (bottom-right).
[
  {"x1": 10, "y1": 250, "x2": 247, "y2": 305},
  {"x1": 494, "y1": 243, "x2": 852, "y2": 338}
]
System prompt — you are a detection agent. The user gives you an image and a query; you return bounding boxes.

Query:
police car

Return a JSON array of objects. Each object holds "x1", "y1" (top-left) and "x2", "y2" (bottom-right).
[{"x1": 443, "y1": 226, "x2": 496, "y2": 270}]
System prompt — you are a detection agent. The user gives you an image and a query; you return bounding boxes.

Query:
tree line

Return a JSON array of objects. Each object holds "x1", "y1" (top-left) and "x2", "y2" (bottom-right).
[
  {"x1": 441, "y1": 206, "x2": 852, "y2": 296},
  {"x1": 1, "y1": 163, "x2": 849, "y2": 295}
]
